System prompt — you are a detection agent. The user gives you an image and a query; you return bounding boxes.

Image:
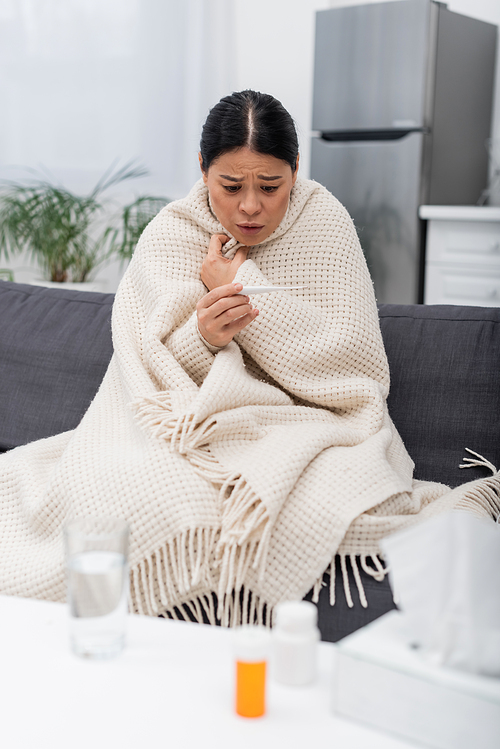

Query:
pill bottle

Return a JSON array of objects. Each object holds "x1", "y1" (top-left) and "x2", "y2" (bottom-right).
[
  {"x1": 272, "y1": 600, "x2": 320, "y2": 686},
  {"x1": 234, "y1": 625, "x2": 271, "y2": 718}
]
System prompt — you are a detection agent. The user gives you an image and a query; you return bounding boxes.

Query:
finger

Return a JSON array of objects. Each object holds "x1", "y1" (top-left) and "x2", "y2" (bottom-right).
[
  {"x1": 198, "y1": 303, "x2": 256, "y2": 346},
  {"x1": 207, "y1": 233, "x2": 229, "y2": 260},
  {"x1": 213, "y1": 299, "x2": 254, "y2": 323},
  {"x1": 204, "y1": 309, "x2": 258, "y2": 345},
  {"x1": 197, "y1": 282, "x2": 244, "y2": 309},
  {"x1": 222, "y1": 308, "x2": 259, "y2": 335},
  {"x1": 197, "y1": 294, "x2": 253, "y2": 332},
  {"x1": 199, "y1": 297, "x2": 252, "y2": 327},
  {"x1": 200, "y1": 293, "x2": 252, "y2": 320},
  {"x1": 232, "y1": 245, "x2": 249, "y2": 273},
  {"x1": 234, "y1": 245, "x2": 249, "y2": 262},
  {"x1": 232, "y1": 247, "x2": 250, "y2": 268}
]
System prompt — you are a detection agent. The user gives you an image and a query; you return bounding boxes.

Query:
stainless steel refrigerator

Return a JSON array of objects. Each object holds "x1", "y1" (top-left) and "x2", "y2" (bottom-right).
[{"x1": 310, "y1": 0, "x2": 497, "y2": 303}]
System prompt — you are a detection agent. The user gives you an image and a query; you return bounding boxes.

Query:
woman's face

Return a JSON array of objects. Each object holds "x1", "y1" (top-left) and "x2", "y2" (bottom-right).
[{"x1": 200, "y1": 147, "x2": 298, "y2": 246}]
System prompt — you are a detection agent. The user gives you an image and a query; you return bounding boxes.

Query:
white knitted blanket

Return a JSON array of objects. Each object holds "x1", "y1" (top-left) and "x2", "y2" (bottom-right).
[{"x1": 1, "y1": 177, "x2": 499, "y2": 622}]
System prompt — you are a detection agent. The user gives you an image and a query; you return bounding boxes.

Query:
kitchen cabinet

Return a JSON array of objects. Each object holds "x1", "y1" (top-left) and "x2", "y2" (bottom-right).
[{"x1": 420, "y1": 206, "x2": 500, "y2": 306}]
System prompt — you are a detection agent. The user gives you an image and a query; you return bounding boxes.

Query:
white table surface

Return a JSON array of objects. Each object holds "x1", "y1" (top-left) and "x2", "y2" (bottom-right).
[{"x1": 0, "y1": 594, "x2": 416, "y2": 749}]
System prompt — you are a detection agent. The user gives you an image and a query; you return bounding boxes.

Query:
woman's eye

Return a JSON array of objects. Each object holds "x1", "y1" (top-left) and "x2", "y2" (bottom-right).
[
  {"x1": 262, "y1": 185, "x2": 279, "y2": 193},
  {"x1": 223, "y1": 185, "x2": 241, "y2": 193}
]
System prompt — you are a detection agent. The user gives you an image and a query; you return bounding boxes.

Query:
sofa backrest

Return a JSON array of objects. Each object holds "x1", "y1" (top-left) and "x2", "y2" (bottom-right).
[
  {"x1": 379, "y1": 303, "x2": 500, "y2": 488},
  {"x1": 1, "y1": 281, "x2": 499, "y2": 490}
]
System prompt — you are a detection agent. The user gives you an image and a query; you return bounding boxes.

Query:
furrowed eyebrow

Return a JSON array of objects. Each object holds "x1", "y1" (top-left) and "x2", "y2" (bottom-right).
[{"x1": 219, "y1": 174, "x2": 283, "y2": 182}]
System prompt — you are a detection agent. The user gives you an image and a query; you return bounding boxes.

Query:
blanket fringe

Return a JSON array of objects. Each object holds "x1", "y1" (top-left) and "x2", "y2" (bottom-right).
[
  {"x1": 128, "y1": 524, "x2": 271, "y2": 628},
  {"x1": 460, "y1": 447, "x2": 497, "y2": 476},
  {"x1": 350, "y1": 553, "x2": 368, "y2": 608},
  {"x1": 311, "y1": 575, "x2": 325, "y2": 604},
  {"x1": 213, "y1": 475, "x2": 272, "y2": 606},
  {"x1": 217, "y1": 589, "x2": 269, "y2": 628},
  {"x1": 458, "y1": 448, "x2": 500, "y2": 521},
  {"x1": 133, "y1": 393, "x2": 277, "y2": 604},
  {"x1": 131, "y1": 546, "x2": 391, "y2": 619},
  {"x1": 324, "y1": 554, "x2": 388, "y2": 610},
  {"x1": 135, "y1": 402, "x2": 270, "y2": 523},
  {"x1": 360, "y1": 553, "x2": 389, "y2": 582},
  {"x1": 340, "y1": 554, "x2": 353, "y2": 608},
  {"x1": 133, "y1": 396, "x2": 239, "y2": 505},
  {"x1": 132, "y1": 549, "x2": 394, "y2": 623},
  {"x1": 329, "y1": 559, "x2": 336, "y2": 606},
  {"x1": 132, "y1": 394, "x2": 223, "y2": 463},
  {"x1": 159, "y1": 589, "x2": 269, "y2": 628},
  {"x1": 129, "y1": 527, "x2": 218, "y2": 616}
]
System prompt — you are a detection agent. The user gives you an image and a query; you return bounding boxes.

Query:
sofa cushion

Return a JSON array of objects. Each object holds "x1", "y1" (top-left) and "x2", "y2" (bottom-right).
[
  {"x1": 379, "y1": 304, "x2": 500, "y2": 488},
  {"x1": 0, "y1": 281, "x2": 114, "y2": 451}
]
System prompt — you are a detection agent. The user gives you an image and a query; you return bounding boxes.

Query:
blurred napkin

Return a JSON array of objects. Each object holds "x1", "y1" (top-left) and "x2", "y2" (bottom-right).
[{"x1": 381, "y1": 511, "x2": 500, "y2": 676}]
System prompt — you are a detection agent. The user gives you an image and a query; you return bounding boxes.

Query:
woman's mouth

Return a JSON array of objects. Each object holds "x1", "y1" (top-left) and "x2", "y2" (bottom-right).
[{"x1": 237, "y1": 224, "x2": 264, "y2": 236}]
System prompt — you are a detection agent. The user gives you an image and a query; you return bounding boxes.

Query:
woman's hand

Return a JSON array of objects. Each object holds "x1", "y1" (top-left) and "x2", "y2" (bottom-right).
[
  {"x1": 201, "y1": 234, "x2": 249, "y2": 291},
  {"x1": 197, "y1": 283, "x2": 259, "y2": 348}
]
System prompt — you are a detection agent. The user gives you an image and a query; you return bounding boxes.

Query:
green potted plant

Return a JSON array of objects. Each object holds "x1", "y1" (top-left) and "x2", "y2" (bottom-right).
[
  {"x1": 0, "y1": 163, "x2": 169, "y2": 287},
  {"x1": 117, "y1": 195, "x2": 169, "y2": 262}
]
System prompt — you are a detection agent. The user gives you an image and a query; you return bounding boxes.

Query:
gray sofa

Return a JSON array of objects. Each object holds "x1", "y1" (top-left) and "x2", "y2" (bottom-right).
[{"x1": 1, "y1": 280, "x2": 499, "y2": 641}]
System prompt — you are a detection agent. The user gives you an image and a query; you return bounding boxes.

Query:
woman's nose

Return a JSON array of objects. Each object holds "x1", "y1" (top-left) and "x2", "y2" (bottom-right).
[{"x1": 239, "y1": 190, "x2": 261, "y2": 216}]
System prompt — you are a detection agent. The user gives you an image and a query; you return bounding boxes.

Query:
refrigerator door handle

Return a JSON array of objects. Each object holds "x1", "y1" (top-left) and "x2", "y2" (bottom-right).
[{"x1": 319, "y1": 128, "x2": 428, "y2": 142}]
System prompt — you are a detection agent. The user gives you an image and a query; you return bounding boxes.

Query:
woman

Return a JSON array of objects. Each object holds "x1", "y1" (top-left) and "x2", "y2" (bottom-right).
[
  {"x1": 195, "y1": 91, "x2": 299, "y2": 350},
  {"x1": 1, "y1": 91, "x2": 498, "y2": 627}
]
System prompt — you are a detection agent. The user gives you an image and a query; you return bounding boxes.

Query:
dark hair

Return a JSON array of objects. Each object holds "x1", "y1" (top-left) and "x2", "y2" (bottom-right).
[{"x1": 200, "y1": 90, "x2": 299, "y2": 173}]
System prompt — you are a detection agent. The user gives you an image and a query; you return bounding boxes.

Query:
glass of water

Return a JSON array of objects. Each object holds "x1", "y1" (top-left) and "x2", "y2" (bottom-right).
[{"x1": 64, "y1": 517, "x2": 130, "y2": 660}]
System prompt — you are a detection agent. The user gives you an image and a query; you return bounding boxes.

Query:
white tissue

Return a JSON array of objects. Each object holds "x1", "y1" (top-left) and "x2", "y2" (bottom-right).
[{"x1": 381, "y1": 511, "x2": 500, "y2": 676}]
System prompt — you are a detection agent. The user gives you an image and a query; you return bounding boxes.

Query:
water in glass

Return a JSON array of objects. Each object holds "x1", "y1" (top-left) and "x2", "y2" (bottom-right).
[{"x1": 68, "y1": 550, "x2": 128, "y2": 659}]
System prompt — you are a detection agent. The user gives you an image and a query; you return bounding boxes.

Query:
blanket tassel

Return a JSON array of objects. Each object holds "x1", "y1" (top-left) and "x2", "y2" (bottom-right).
[
  {"x1": 129, "y1": 526, "x2": 218, "y2": 616},
  {"x1": 458, "y1": 448, "x2": 500, "y2": 521},
  {"x1": 323, "y1": 554, "x2": 388, "y2": 610}
]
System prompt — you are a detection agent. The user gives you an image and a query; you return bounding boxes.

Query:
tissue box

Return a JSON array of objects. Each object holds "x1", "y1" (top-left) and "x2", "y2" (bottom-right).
[{"x1": 332, "y1": 611, "x2": 500, "y2": 749}]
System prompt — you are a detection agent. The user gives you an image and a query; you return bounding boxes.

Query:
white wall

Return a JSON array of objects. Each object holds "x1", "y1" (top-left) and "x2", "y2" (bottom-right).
[
  {"x1": 0, "y1": 0, "x2": 237, "y2": 197},
  {"x1": 1, "y1": 0, "x2": 499, "y2": 290},
  {"x1": 0, "y1": 0, "x2": 236, "y2": 289},
  {"x1": 232, "y1": 0, "x2": 331, "y2": 179}
]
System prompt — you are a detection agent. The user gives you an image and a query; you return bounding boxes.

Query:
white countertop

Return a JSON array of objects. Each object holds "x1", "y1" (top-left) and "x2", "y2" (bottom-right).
[
  {"x1": 0, "y1": 594, "x2": 414, "y2": 749},
  {"x1": 419, "y1": 205, "x2": 500, "y2": 221}
]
